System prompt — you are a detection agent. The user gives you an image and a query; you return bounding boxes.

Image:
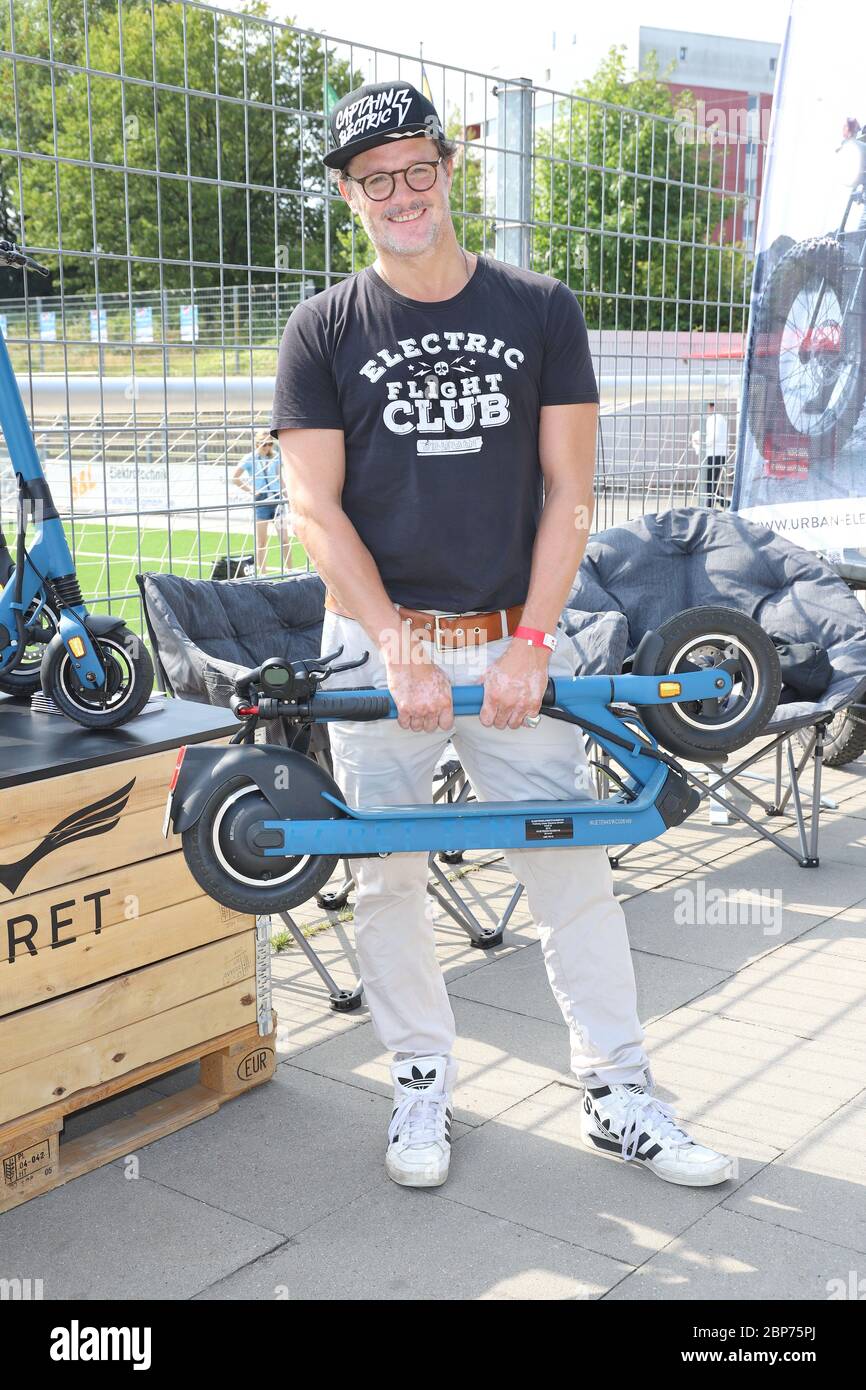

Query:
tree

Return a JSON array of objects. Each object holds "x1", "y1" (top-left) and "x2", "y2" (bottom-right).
[
  {"x1": 532, "y1": 47, "x2": 751, "y2": 331},
  {"x1": 0, "y1": 0, "x2": 360, "y2": 304}
]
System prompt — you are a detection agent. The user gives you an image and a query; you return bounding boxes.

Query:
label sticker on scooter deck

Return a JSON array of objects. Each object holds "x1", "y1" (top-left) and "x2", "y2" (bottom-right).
[{"x1": 524, "y1": 816, "x2": 574, "y2": 841}]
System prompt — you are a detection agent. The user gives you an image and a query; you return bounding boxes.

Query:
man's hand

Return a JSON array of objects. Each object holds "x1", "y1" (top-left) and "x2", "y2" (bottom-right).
[
  {"x1": 385, "y1": 646, "x2": 454, "y2": 733},
  {"x1": 477, "y1": 640, "x2": 551, "y2": 730}
]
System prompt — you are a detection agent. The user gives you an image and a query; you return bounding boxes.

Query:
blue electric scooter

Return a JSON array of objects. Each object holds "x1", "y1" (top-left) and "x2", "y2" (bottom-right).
[
  {"x1": 164, "y1": 606, "x2": 782, "y2": 914},
  {"x1": 0, "y1": 240, "x2": 154, "y2": 725}
]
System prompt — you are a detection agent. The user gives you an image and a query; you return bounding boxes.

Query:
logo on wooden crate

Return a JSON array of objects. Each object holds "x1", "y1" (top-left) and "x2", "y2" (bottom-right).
[
  {"x1": 236, "y1": 1046, "x2": 274, "y2": 1082},
  {"x1": 3, "y1": 1141, "x2": 53, "y2": 1188},
  {"x1": 0, "y1": 779, "x2": 135, "y2": 897}
]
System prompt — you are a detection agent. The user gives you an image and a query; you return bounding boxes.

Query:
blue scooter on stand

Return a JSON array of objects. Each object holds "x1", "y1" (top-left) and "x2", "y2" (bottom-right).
[
  {"x1": 164, "y1": 606, "x2": 781, "y2": 915},
  {"x1": 0, "y1": 240, "x2": 153, "y2": 726}
]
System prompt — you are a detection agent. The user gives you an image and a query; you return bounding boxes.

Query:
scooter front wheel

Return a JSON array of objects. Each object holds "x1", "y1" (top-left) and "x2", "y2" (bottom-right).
[
  {"x1": 181, "y1": 776, "x2": 339, "y2": 915},
  {"x1": 40, "y1": 626, "x2": 154, "y2": 728},
  {"x1": 634, "y1": 606, "x2": 781, "y2": 761}
]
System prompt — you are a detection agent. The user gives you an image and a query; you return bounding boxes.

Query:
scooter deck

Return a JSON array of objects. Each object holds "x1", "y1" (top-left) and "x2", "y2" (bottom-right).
[{"x1": 261, "y1": 762, "x2": 672, "y2": 856}]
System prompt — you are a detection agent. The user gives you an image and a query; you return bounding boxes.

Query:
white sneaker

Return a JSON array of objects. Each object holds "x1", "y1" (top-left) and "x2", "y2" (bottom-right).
[
  {"x1": 581, "y1": 1081, "x2": 734, "y2": 1187},
  {"x1": 386, "y1": 1054, "x2": 456, "y2": 1188}
]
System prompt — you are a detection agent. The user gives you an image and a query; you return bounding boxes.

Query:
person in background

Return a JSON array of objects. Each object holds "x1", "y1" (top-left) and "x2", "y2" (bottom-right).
[
  {"x1": 232, "y1": 428, "x2": 291, "y2": 575},
  {"x1": 703, "y1": 402, "x2": 728, "y2": 508}
]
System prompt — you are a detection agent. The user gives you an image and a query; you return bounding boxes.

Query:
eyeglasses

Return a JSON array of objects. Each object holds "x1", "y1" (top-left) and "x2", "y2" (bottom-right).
[{"x1": 343, "y1": 158, "x2": 444, "y2": 202}]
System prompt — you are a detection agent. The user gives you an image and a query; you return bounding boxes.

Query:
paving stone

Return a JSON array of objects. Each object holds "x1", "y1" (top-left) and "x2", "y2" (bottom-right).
[
  {"x1": 641, "y1": 1007, "x2": 865, "y2": 1148},
  {"x1": 604, "y1": 1205, "x2": 860, "y2": 1301},
  {"x1": 687, "y1": 942, "x2": 866, "y2": 1055},
  {"x1": 430, "y1": 1081, "x2": 776, "y2": 1268},
  {"x1": 195, "y1": 1182, "x2": 631, "y2": 1301},
  {"x1": 287, "y1": 995, "x2": 572, "y2": 1126},
  {"x1": 785, "y1": 897, "x2": 866, "y2": 962},
  {"x1": 809, "y1": 817, "x2": 866, "y2": 868},
  {"x1": 621, "y1": 854, "x2": 859, "y2": 971},
  {"x1": 449, "y1": 938, "x2": 729, "y2": 1027},
  {"x1": 723, "y1": 1092, "x2": 866, "y2": 1253},
  {"x1": 0, "y1": 1163, "x2": 282, "y2": 1300},
  {"x1": 111, "y1": 1065, "x2": 450, "y2": 1238}
]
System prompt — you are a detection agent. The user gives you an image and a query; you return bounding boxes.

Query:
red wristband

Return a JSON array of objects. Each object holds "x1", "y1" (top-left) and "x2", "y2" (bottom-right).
[{"x1": 513, "y1": 625, "x2": 557, "y2": 652}]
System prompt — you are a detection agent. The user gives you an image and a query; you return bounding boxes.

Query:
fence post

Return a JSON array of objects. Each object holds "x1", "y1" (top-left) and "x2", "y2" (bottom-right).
[
  {"x1": 494, "y1": 77, "x2": 533, "y2": 269},
  {"x1": 233, "y1": 284, "x2": 240, "y2": 373}
]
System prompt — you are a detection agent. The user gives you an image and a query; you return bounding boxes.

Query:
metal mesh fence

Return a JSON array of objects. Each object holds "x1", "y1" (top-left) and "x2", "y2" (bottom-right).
[{"x1": 0, "y1": 0, "x2": 764, "y2": 633}]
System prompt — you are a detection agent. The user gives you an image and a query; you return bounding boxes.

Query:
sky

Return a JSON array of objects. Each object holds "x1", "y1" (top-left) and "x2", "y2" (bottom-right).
[{"x1": 250, "y1": 0, "x2": 793, "y2": 88}]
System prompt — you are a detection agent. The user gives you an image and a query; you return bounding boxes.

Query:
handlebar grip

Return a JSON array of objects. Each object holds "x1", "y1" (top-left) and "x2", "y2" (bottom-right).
[{"x1": 308, "y1": 692, "x2": 394, "y2": 721}]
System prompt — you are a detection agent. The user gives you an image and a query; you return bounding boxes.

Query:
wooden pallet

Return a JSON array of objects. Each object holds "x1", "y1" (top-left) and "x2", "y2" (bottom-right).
[
  {"x1": 0, "y1": 707, "x2": 276, "y2": 1215},
  {"x1": 0, "y1": 1009, "x2": 277, "y2": 1213}
]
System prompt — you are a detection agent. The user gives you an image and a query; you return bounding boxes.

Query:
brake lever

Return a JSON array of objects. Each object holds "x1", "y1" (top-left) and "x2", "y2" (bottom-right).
[
  {"x1": 321, "y1": 650, "x2": 370, "y2": 677},
  {"x1": 300, "y1": 646, "x2": 373, "y2": 679},
  {"x1": 312, "y1": 645, "x2": 344, "y2": 667}
]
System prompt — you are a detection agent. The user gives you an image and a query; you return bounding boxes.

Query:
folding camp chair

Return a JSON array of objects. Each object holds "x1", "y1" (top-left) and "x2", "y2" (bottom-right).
[{"x1": 566, "y1": 508, "x2": 866, "y2": 868}]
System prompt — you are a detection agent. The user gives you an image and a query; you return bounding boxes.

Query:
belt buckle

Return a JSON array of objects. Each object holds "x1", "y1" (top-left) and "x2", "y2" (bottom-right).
[{"x1": 433, "y1": 613, "x2": 456, "y2": 651}]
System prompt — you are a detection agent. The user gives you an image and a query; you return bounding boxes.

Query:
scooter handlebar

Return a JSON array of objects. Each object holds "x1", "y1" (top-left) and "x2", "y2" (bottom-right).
[
  {"x1": 302, "y1": 692, "x2": 395, "y2": 721},
  {"x1": 304, "y1": 680, "x2": 556, "y2": 722}
]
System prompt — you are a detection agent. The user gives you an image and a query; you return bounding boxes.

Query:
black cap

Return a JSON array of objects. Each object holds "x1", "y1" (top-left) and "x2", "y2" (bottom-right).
[{"x1": 323, "y1": 81, "x2": 444, "y2": 171}]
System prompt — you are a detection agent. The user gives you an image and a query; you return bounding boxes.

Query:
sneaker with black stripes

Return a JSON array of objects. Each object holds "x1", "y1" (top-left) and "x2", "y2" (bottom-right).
[
  {"x1": 581, "y1": 1081, "x2": 734, "y2": 1187},
  {"x1": 386, "y1": 1053, "x2": 456, "y2": 1188}
]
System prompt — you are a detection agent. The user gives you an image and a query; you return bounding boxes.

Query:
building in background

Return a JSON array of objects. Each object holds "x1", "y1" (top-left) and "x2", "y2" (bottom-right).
[
  {"x1": 639, "y1": 27, "x2": 780, "y2": 248},
  {"x1": 462, "y1": 27, "x2": 779, "y2": 252}
]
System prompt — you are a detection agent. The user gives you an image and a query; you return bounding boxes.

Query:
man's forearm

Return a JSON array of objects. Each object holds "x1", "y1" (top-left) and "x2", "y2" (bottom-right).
[
  {"x1": 294, "y1": 504, "x2": 402, "y2": 650},
  {"x1": 519, "y1": 479, "x2": 595, "y2": 634}
]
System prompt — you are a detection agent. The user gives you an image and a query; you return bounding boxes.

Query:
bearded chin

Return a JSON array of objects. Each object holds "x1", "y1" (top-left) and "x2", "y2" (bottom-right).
[{"x1": 371, "y1": 211, "x2": 442, "y2": 257}]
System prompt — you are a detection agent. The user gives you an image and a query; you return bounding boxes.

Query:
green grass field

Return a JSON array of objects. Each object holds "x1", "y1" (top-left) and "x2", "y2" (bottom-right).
[{"x1": 68, "y1": 521, "x2": 309, "y2": 633}]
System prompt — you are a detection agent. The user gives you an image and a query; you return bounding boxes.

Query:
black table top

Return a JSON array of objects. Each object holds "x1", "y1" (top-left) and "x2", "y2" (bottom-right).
[{"x1": 0, "y1": 695, "x2": 240, "y2": 789}]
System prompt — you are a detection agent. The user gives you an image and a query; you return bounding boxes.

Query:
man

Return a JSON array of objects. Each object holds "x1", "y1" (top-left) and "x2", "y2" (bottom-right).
[
  {"x1": 271, "y1": 81, "x2": 733, "y2": 1191},
  {"x1": 703, "y1": 402, "x2": 728, "y2": 508}
]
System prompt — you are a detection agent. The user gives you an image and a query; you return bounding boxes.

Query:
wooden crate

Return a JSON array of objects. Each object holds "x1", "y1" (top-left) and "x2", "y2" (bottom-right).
[{"x1": 0, "y1": 702, "x2": 275, "y2": 1212}]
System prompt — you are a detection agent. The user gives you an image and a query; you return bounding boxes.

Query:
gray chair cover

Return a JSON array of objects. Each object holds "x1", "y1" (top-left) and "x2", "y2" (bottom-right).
[
  {"x1": 561, "y1": 608, "x2": 630, "y2": 676},
  {"x1": 567, "y1": 509, "x2": 866, "y2": 734},
  {"x1": 137, "y1": 571, "x2": 326, "y2": 706}
]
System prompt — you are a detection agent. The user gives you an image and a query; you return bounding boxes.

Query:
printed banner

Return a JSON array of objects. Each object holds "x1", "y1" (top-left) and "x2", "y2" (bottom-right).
[
  {"x1": 89, "y1": 308, "x2": 108, "y2": 342},
  {"x1": 733, "y1": 0, "x2": 866, "y2": 572},
  {"x1": 179, "y1": 304, "x2": 199, "y2": 342},
  {"x1": 134, "y1": 305, "x2": 154, "y2": 343}
]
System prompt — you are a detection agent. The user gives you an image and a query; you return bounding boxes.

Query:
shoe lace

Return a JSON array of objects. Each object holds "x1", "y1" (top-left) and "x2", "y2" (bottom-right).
[
  {"x1": 618, "y1": 1090, "x2": 692, "y2": 1163},
  {"x1": 389, "y1": 1092, "x2": 446, "y2": 1149}
]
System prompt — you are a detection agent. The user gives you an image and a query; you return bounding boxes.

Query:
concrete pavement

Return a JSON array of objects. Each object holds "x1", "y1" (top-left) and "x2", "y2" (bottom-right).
[{"x1": 3, "y1": 755, "x2": 866, "y2": 1301}]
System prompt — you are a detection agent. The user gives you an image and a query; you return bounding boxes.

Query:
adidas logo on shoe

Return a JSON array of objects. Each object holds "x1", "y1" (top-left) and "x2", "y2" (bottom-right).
[
  {"x1": 398, "y1": 1066, "x2": 438, "y2": 1091},
  {"x1": 386, "y1": 1054, "x2": 456, "y2": 1189}
]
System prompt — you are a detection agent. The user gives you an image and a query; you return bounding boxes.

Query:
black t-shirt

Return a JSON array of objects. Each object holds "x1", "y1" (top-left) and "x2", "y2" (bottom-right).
[{"x1": 270, "y1": 255, "x2": 598, "y2": 611}]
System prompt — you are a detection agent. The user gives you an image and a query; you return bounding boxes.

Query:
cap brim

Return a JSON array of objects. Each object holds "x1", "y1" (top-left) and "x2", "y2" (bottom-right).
[{"x1": 323, "y1": 123, "x2": 441, "y2": 171}]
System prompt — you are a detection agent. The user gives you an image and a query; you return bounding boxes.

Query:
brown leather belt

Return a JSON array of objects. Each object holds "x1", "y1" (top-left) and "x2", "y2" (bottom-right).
[
  {"x1": 324, "y1": 592, "x2": 524, "y2": 649},
  {"x1": 396, "y1": 603, "x2": 524, "y2": 648}
]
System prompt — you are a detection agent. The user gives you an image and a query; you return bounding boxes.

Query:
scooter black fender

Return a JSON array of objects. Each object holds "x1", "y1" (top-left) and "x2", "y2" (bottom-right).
[
  {"x1": 41, "y1": 611, "x2": 130, "y2": 668},
  {"x1": 631, "y1": 627, "x2": 664, "y2": 675},
  {"x1": 169, "y1": 742, "x2": 346, "y2": 836},
  {"x1": 84, "y1": 613, "x2": 129, "y2": 637}
]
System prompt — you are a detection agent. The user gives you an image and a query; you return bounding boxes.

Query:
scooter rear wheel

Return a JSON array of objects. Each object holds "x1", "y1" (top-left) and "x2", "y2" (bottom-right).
[
  {"x1": 182, "y1": 776, "x2": 339, "y2": 915},
  {"x1": 634, "y1": 606, "x2": 781, "y2": 761},
  {"x1": 0, "y1": 600, "x2": 58, "y2": 696}
]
